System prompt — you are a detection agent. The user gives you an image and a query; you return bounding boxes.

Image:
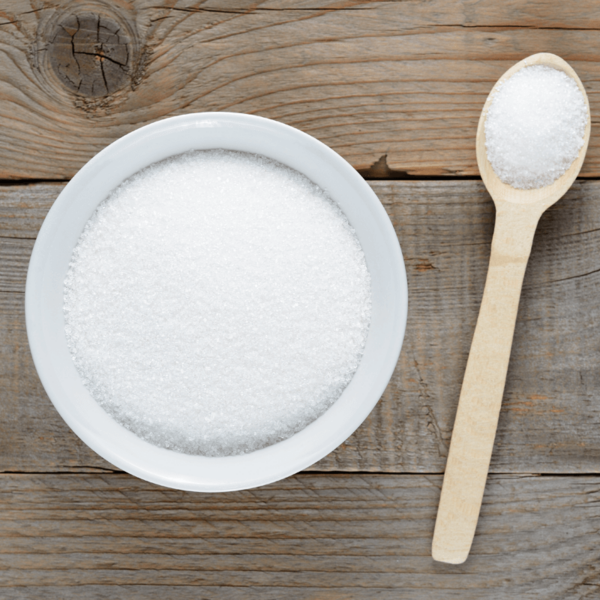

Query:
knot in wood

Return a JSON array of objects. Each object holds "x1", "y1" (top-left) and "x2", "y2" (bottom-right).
[{"x1": 48, "y1": 13, "x2": 131, "y2": 98}]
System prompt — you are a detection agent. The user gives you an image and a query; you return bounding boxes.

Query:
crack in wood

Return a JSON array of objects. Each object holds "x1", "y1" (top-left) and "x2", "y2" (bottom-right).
[{"x1": 149, "y1": 3, "x2": 374, "y2": 15}]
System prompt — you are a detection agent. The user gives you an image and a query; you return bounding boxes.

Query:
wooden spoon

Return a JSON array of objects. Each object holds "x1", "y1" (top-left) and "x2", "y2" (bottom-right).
[{"x1": 431, "y1": 53, "x2": 591, "y2": 565}]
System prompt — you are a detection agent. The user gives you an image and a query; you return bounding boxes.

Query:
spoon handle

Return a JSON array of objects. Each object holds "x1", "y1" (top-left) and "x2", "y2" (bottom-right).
[{"x1": 432, "y1": 203, "x2": 542, "y2": 564}]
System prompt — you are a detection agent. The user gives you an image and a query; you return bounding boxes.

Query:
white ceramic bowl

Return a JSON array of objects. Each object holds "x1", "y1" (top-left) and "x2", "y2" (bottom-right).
[{"x1": 26, "y1": 113, "x2": 408, "y2": 492}]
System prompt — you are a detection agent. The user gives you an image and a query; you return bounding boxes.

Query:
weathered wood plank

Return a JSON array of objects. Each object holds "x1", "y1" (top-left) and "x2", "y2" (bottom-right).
[
  {"x1": 0, "y1": 184, "x2": 63, "y2": 239},
  {"x1": 2, "y1": 181, "x2": 600, "y2": 473},
  {"x1": 2, "y1": 1, "x2": 600, "y2": 179},
  {"x1": 0, "y1": 473, "x2": 600, "y2": 598}
]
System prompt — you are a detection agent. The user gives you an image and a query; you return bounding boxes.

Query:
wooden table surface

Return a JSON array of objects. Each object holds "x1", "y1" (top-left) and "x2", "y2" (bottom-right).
[{"x1": 2, "y1": 1, "x2": 600, "y2": 598}]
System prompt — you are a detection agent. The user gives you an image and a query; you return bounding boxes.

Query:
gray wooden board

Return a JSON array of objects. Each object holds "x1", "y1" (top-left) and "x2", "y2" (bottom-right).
[
  {"x1": 1, "y1": 473, "x2": 600, "y2": 598},
  {"x1": 3, "y1": 0, "x2": 600, "y2": 179},
  {"x1": 1, "y1": 180, "x2": 600, "y2": 474}
]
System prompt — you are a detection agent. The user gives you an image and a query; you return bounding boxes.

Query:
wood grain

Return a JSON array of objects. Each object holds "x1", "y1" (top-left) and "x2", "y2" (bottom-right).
[
  {"x1": 2, "y1": 0, "x2": 600, "y2": 179},
  {"x1": 2, "y1": 180, "x2": 600, "y2": 474},
  {"x1": 1, "y1": 473, "x2": 600, "y2": 598}
]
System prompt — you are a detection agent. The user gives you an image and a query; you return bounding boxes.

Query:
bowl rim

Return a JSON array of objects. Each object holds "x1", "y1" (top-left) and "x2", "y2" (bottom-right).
[{"x1": 25, "y1": 112, "x2": 408, "y2": 492}]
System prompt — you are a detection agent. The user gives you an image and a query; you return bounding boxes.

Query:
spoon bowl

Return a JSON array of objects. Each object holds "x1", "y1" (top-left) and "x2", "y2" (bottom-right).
[
  {"x1": 433, "y1": 52, "x2": 591, "y2": 564},
  {"x1": 477, "y1": 52, "x2": 591, "y2": 208}
]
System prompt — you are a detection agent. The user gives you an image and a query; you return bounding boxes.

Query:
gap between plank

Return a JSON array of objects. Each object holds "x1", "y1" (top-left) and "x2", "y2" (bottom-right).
[
  {"x1": 2, "y1": 470, "x2": 600, "y2": 477},
  {"x1": 3, "y1": 176, "x2": 600, "y2": 184}
]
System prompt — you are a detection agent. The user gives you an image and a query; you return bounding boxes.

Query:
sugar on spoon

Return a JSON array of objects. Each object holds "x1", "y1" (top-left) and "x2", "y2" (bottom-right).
[{"x1": 432, "y1": 53, "x2": 591, "y2": 564}]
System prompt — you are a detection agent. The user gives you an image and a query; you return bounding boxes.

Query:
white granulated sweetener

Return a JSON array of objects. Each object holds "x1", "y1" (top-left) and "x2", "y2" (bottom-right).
[
  {"x1": 485, "y1": 65, "x2": 588, "y2": 189},
  {"x1": 64, "y1": 150, "x2": 372, "y2": 457}
]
